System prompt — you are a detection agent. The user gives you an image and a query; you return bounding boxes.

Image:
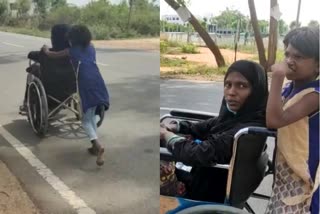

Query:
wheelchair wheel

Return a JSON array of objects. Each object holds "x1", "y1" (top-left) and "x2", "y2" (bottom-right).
[{"x1": 27, "y1": 77, "x2": 48, "y2": 136}]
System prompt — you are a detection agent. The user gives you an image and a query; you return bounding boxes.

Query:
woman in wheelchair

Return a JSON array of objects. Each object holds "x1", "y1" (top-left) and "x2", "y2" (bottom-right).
[
  {"x1": 20, "y1": 24, "x2": 71, "y2": 113},
  {"x1": 160, "y1": 60, "x2": 268, "y2": 203},
  {"x1": 41, "y1": 25, "x2": 110, "y2": 166}
]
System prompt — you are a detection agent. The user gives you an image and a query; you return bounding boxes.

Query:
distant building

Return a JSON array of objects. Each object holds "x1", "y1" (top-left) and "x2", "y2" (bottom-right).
[{"x1": 161, "y1": 14, "x2": 184, "y2": 25}]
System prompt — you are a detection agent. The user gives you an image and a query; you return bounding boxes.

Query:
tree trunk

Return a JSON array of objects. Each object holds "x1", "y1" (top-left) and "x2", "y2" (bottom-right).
[
  {"x1": 164, "y1": 0, "x2": 226, "y2": 67},
  {"x1": 267, "y1": 0, "x2": 278, "y2": 71},
  {"x1": 127, "y1": 0, "x2": 133, "y2": 32},
  {"x1": 248, "y1": 0, "x2": 267, "y2": 70}
]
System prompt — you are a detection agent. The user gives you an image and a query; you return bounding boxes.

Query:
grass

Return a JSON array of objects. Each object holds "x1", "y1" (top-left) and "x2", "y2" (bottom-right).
[
  {"x1": 250, "y1": 49, "x2": 285, "y2": 62},
  {"x1": 218, "y1": 43, "x2": 258, "y2": 54},
  {"x1": 161, "y1": 39, "x2": 199, "y2": 54},
  {"x1": 161, "y1": 55, "x2": 229, "y2": 77},
  {"x1": 0, "y1": 26, "x2": 50, "y2": 38},
  {"x1": 160, "y1": 56, "x2": 190, "y2": 67}
]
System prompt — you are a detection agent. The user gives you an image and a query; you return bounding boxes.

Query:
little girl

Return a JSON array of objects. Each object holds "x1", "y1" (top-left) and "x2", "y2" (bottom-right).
[
  {"x1": 42, "y1": 25, "x2": 110, "y2": 166},
  {"x1": 266, "y1": 27, "x2": 319, "y2": 213}
]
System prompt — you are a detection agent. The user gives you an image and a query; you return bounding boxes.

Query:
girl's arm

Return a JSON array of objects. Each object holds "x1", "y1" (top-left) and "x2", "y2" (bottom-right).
[
  {"x1": 266, "y1": 63, "x2": 319, "y2": 129},
  {"x1": 41, "y1": 45, "x2": 69, "y2": 58}
]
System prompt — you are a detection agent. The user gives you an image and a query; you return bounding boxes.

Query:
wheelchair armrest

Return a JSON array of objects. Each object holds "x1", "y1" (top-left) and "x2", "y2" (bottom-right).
[
  {"x1": 28, "y1": 51, "x2": 41, "y2": 62},
  {"x1": 170, "y1": 108, "x2": 217, "y2": 120},
  {"x1": 160, "y1": 147, "x2": 230, "y2": 169},
  {"x1": 247, "y1": 127, "x2": 277, "y2": 137}
]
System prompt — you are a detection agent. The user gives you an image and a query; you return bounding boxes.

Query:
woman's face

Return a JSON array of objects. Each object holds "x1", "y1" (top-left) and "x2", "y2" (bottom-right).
[{"x1": 224, "y1": 71, "x2": 252, "y2": 112}]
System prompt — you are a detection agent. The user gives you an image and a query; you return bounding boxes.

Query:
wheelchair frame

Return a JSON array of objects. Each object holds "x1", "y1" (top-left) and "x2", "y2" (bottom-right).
[
  {"x1": 160, "y1": 109, "x2": 276, "y2": 214},
  {"x1": 26, "y1": 59, "x2": 82, "y2": 136}
]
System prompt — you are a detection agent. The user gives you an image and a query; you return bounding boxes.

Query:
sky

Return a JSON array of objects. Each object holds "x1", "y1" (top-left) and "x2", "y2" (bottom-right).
[{"x1": 160, "y1": 0, "x2": 320, "y2": 26}]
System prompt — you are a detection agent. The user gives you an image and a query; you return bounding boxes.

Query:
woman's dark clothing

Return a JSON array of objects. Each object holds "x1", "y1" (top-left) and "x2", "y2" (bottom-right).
[{"x1": 169, "y1": 60, "x2": 269, "y2": 203}]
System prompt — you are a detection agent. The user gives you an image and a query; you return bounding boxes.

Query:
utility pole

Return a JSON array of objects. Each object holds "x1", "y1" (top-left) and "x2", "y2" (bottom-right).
[{"x1": 295, "y1": 0, "x2": 301, "y2": 28}]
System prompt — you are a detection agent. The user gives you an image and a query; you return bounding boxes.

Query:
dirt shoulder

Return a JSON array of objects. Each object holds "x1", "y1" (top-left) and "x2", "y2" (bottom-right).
[
  {"x1": 0, "y1": 160, "x2": 39, "y2": 214},
  {"x1": 93, "y1": 38, "x2": 159, "y2": 51}
]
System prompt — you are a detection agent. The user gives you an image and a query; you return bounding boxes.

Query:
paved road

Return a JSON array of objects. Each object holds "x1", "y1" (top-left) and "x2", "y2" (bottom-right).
[
  {"x1": 161, "y1": 79, "x2": 274, "y2": 214},
  {"x1": 0, "y1": 31, "x2": 159, "y2": 214}
]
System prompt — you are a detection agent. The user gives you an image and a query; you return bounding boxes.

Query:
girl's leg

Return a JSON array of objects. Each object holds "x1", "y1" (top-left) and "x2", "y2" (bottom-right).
[
  {"x1": 82, "y1": 107, "x2": 98, "y2": 141},
  {"x1": 82, "y1": 106, "x2": 104, "y2": 166}
]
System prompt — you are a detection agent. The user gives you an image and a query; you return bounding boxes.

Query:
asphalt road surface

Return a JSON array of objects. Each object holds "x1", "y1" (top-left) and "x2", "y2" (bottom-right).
[
  {"x1": 161, "y1": 79, "x2": 275, "y2": 214},
  {"x1": 0, "y1": 31, "x2": 159, "y2": 214}
]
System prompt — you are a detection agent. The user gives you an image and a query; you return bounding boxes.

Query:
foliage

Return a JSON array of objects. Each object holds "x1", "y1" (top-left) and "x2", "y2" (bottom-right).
[
  {"x1": 278, "y1": 19, "x2": 288, "y2": 35},
  {"x1": 160, "y1": 56, "x2": 189, "y2": 67},
  {"x1": 160, "y1": 40, "x2": 169, "y2": 53},
  {"x1": 0, "y1": 0, "x2": 8, "y2": 20},
  {"x1": 16, "y1": 0, "x2": 31, "y2": 17},
  {"x1": 161, "y1": 39, "x2": 198, "y2": 54},
  {"x1": 289, "y1": 21, "x2": 301, "y2": 30},
  {"x1": 308, "y1": 20, "x2": 319, "y2": 28},
  {"x1": 50, "y1": 0, "x2": 66, "y2": 10},
  {"x1": 41, "y1": 5, "x2": 80, "y2": 30},
  {"x1": 0, "y1": 0, "x2": 159, "y2": 39},
  {"x1": 210, "y1": 8, "x2": 248, "y2": 32},
  {"x1": 181, "y1": 43, "x2": 199, "y2": 53}
]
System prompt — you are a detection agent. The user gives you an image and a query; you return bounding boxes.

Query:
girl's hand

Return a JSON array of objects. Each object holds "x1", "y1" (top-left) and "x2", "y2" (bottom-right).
[
  {"x1": 41, "y1": 45, "x2": 49, "y2": 53},
  {"x1": 270, "y1": 62, "x2": 289, "y2": 78}
]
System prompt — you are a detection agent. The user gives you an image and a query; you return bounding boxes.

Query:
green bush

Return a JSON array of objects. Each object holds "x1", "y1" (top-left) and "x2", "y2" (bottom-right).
[
  {"x1": 160, "y1": 40, "x2": 169, "y2": 53},
  {"x1": 160, "y1": 56, "x2": 189, "y2": 67},
  {"x1": 181, "y1": 44, "x2": 199, "y2": 54},
  {"x1": 42, "y1": 6, "x2": 81, "y2": 30},
  {"x1": 0, "y1": 0, "x2": 159, "y2": 39}
]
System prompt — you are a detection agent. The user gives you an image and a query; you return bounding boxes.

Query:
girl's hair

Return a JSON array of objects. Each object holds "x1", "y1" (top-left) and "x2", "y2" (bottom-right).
[
  {"x1": 68, "y1": 25, "x2": 92, "y2": 49},
  {"x1": 283, "y1": 27, "x2": 319, "y2": 62}
]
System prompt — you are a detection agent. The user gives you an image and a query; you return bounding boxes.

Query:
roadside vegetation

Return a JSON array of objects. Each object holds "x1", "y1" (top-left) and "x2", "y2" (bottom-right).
[{"x1": 0, "y1": 0, "x2": 159, "y2": 39}]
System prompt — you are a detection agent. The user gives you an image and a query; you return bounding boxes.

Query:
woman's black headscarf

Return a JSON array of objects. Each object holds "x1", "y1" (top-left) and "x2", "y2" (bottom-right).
[
  {"x1": 213, "y1": 60, "x2": 268, "y2": 133},
  {"x1": 50, "y1": 24, "x2": 71, "y2": 51}
]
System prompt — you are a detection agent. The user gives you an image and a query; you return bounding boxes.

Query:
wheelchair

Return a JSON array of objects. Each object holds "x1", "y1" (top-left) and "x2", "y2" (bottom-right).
[
  {"x1": 160, "y1": 109, "x2": 276, "y2": 214},
  {"x1": 24, "y1": 50, "x2": 81, "y2": 136}
]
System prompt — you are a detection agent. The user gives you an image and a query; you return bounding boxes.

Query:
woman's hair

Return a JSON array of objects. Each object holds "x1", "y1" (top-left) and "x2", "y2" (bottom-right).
[
  {"x1": 68, "y1": 25, "x2": 92, "y2": 49},
  {"x1": 283, "y1": 27, "x2": 319, "y2": 62},
  {"x1": 51, "y1": 24, "x2": 71, "y2": 51}
]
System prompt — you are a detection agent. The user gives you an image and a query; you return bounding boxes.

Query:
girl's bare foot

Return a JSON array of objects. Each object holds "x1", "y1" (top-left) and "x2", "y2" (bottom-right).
[{"x1": 96, "y1": 146, "x2": 104, "y2": 166}]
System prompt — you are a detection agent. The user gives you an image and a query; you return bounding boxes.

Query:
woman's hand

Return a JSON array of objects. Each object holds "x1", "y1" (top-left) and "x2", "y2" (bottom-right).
[{"x1": 160, "y1": 123, "x2": 170, "y2": 140}]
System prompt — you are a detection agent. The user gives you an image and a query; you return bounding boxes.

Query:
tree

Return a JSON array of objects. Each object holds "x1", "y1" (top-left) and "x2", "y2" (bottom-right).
[
  {"x1": 0, "y1": 0, "x2": 8, "y2": 18},
  {"x1": 16, "y1": 0, "x2": 31, "y2": 17},
  {"x1": 211, "y1": 8, "x2": 248, "y2": 32},
  {"x1": 267, "y1": 0, "x2": 278, "y2": 70},
  {"x1": 51, "y1": 0, "x2": 67, "y2": 10},
  {"x1": 308, "y1": 20, "x2": 319, "y2": 28},
  {"x1": 258, "y1": 20, "x2": 269, "y2": 34},
  {"x1": 248, "y1": 0, "x2": 267, "y2": 69},
  {"x1": 278, "y1": 19, "x2": 288, "y2": 35},
  {"x1": 164, "y1": 0, "x2": 226, "y2": 67},
  {"x1": 127, "y1": 0, "x2": 133, "y2": 31},
  {"x1": 33, "y1": 0, "x2": 50, "y2": 17},
  {"x1": 289, "y1": 20, "x2": 301, "y2": 30}
]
